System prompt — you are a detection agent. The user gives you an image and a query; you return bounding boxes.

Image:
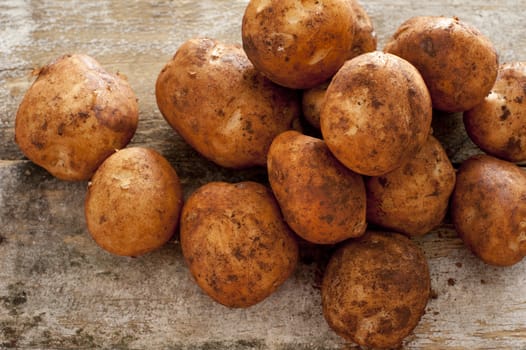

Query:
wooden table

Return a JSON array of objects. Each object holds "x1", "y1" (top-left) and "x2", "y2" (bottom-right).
[{"x1": 1, "y1": 0, "x2": 526, "y2": 348}]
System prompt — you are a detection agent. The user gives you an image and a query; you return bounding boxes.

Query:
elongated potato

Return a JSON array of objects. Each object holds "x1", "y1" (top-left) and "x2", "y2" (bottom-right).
[
  {"x1": 451, "y1": 155, "x2": 526, "y2": 266},
  {"x1": 268, "y1": 131, "x2": 366, "y2": 244},
  {"x1": 180, "y1": 181, "x2": 298, "y2": 308},
  {"x1": 366, "y1": 135, "x2": 456, "y2": 236},
  {"x1": 321, "y1": 51, "x2": 432, "y2": 176},
  {"x1": 15, "y1": 54, "x2": 138, "y2": 181},
  {"x1": 322, "y1": 231, "x2": 430, "y2": 349},
  {"x1": 156, "y1": 38, "x2": 300, "y2": 169},
  {"x1": 85, "y1": 147, "x2": 183, "y2": 257}
]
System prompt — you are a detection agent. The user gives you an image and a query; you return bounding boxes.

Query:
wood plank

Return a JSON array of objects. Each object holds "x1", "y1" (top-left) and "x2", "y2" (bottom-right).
[{"x1": 1, "y1": 0, "x2": 526, "y2": 349}]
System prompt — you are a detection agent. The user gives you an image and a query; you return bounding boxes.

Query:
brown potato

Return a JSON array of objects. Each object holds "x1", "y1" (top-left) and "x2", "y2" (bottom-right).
[
  {"x1": 15, "y1": 53, "x2": 138, "y2": 181},
  {"x1": 464, "y1": 62, "x2": 526, "y2": 162},
  {"x1": 85, "y1": 147, "x2": 183, "y2": 257},
  {"x1": 242, "y1": 0, "x2": 356, "y2": 89},
  {"x1": 302, "y1": 81, "x2": 329, "y2": 129},
  {"x1": 155, "y1": 38, "x2": 300, "y2": 169},
  {"x1": 366, "y1": 135, "x2": 456, "y2": 236},
  {"x1": 180, "y1": 181, "x2": 298, "y2": 308},
  {"x1": 267, "y1": 131, "x2": 366, "y2": 244},
  {"x1": 348, "y1": 0, "x2": 377, "y2": 57},
  {"x1": 320, "y1": 51, "x2": 432, "y2": 176},
  {"x1": 451, "y1": 154, "x2": 526, "y2": 266},
  {"x1": 384, "y1": 16, "x2": 499, "y2": 112},
  {"x1": 322, "y1": 231, "x2": 430, "y2": 349}
]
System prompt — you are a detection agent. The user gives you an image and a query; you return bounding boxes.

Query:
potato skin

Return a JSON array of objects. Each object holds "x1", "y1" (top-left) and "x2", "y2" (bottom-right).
[
  {"x1": 320, "y1": 51, "x2": 432, "y2": 176},
  {"x1": 155, "y1": 38, "x2": 300, "y2": 169},
  {"x1": 15, "y1": 54, "x2": 138, "y2": 181},
  {"x1": 268, "y1": 131, "x2": 366, "y2": 244},
  {"x1": 384, "y1": 16, "x2": 498, "y2": 112},
  {"x1": 322, "y1": 231, "x2": 430, "y2": 349},
  {"x1": 180, "y1": 181, "x2": 299, "y2": 308},
  {"x1": 85, "y1": 147, "x2": 183, "y2": 257},
  {"x1": 464, "y1": 62, "x2": 526, "y2": 162},
  {"x1": 242, "y1": 0, "x2": 355, "y2": 89},
  {"x1": 348, "y1": 0, "x2": 377, "y2": 57},
  {"x1": 451, "y1": 155, "x2": 526, "y2": 266},
  {"x1": 366, "y1": 135, "x2": 456, "y2": 236},
  {"x1": 302, "y1": 82, "x2": 329, "y2": 129}
]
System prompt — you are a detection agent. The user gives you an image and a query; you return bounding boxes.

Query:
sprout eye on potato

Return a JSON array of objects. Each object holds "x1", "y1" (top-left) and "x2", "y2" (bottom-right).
[
  {"x1": 242, "y1": 0, "x2": 357, "y2": 89},
  {"x1": 180, "y1": 181, "x2": 298, "y2": 308},
  {"x1": 366, "y1": 135, "x2": 456, "y2": 236},
  {"x1": 464, "y1": 62, "x2": 526, "y2": 162},
  {"x1": 320, "y1": 51, "x2": 432, "y2": 176},
  {"x1": 384, "y1": 16, "x2": 499, "y2": 112},
  {"x1": 84, "y1": 147, "x2": 183, "y2": 257},
  {"x1": 451, "y1": 154, "x2": 526, "y2": 266},
  {"x1": 15, "y1": 53, "x2": 139, "y2": 181},
  {"x1": 322, "y1": 231, "x2": 430, "y2": 349},
  {"x1": 155, "y1": 38, "x2": 301, "y2": 169}
]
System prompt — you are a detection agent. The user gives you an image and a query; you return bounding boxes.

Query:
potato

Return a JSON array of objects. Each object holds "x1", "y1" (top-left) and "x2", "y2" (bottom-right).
[
  {"x1": 451, "y1": 154, "x2": 526, "y2": 266},
  {"x1": 302, "y1": 81, "x2": 329, "y2": 130},
  {"x1": 322, "y1": 231, "x2": 430, "y2": 349},
  {"x1": 348, "y1": 0, "x2": 377, "y2": 57},
  {"x1": 15, "y1": 54, "x2": 138, "y2": 181},
  {"x1": 366, "y1": 135, "x2": 456, "y2": 236},
  {"x1": 242, "y1": 0, "x2": 356, "y2": 89},
  {"x1": 155, "y1": 38, "x2": 300, "y2": 169},
  {"x1": 320, "y1": 51, "x2": 432, "y2": 176},
  {"x1": 464, "y1": 62, "x2": 526, "y2": 162},
  {"x1": 180, "y1": 181, "x2": 298, "y2": 308},
  {"x1": 85, "y1": 147, "x2": 183, "y2": 257},
  {"x1": 267, "y1": 131, "x2": 366, "y2": 244},
  {"x1": 384, "y1": 16, "x2": 499, "y2": 112}
]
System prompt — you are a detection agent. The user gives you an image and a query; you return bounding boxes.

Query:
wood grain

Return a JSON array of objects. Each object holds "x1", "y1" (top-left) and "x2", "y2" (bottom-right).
[{"x1": 1, "y1": 0, "x2": 526, "y2": 349}]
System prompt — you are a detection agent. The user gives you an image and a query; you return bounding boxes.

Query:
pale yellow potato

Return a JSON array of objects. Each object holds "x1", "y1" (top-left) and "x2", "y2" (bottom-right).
[
  {"x1": 15, "y1": 53, "x2": 138, "y2": 181},
  {"x1": 366, "y1": 135, "x2": 456, "y2": 236},
  {"x1": 180, "y1": 181, "x2": 298, "y2": 308},
  {"x1": 268, "y1": 130, "x2": 366, "y2": 244},
  {"x1": 464, "y1": 62, "x2": 526, "y2": 162},
  {"x1": 451, "y1": 154, "x2": 526, "y2": 266},
  {"x1": 85, "y1": 147, "x2": 183, "y2": 257},
  {"x1": 322, "y1": 231, "x2": 430, "y2": 349},
  {"x1": 320, "y1": 51, "x2": 432, "y2": 176},
  {"x1": 156, "y1": 38, "x2": 300, "y2": 169},
  {"x1": 384, "y1": 16, "x2": 498, "y2": 112},
  {"x1": 242, "y1": 0, "x2": 356, "y2": 89}
]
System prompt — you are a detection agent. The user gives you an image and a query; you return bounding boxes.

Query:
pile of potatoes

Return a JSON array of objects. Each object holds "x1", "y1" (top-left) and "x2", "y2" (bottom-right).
[{"x1": 14, "y1": 0, "x2": 526, "y2": 348}]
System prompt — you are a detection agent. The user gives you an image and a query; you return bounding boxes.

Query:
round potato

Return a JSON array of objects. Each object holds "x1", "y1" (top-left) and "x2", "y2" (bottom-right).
[
  {"x1": 268, "y1": 131, "x2": 366, "y2": 244},
  {"x1": 320, "y1": 51, "x2": 432, "y2": 176},
  {"x1": 348, "y1": 0, "x2": 377, "y2": 57},
  {"x1": 180, "y1": 181, "x2": 298, "y2": 308},
  {"x1": 242, "y1": 0, "x2": 356, "y2": 89},
  {"x1": 85, "y1": 147, "x2": 183, "y2": 257},
  {"x1": 451, "y1": 154, "x2": 526, "y2": 266},
  {"x1": 15, "y1": 53, "x2": 138, "y2": 181},
  {"x1": 322, "y1": 231, "x2": 430, "y2": 349},
  {"x1": 464, "y1": 62, "x2": 526, "y2": 162},
  {"x1": 302, "y1": 81, "x2": 329, "y2": 129},
  {"x1": 366, "y1": 135, "x2": 456, "y2": 236},
  {"x1": 384, "y1": 16, "x2": 498, "y2": 112},
  {"x1": 156, "y1": 38, "x2": 300, "y2": 169}
]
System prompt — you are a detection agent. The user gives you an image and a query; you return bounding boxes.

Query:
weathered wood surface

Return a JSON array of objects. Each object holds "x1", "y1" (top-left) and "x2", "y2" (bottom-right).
[{"x1": 1, "y1": 0, "x2": 526, "y2": 349}]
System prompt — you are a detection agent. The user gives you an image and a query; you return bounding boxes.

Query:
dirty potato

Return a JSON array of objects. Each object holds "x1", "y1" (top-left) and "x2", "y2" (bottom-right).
[
  {"x1": 322, "y1": 231, "x2": 430, "y2": 349},
  {"x1": 85, "y1": 147, "x2": 183, "y2": 257},
  {"x1": 320, "y1": 51, "x2": 432, "y2": 176},
  {"x1": 180, "y1": 181, "x2": 299, "y2": 308},
  {"x1": 384, "y1": 16, "x2": 498, "y2": 112},
  {"x1": 302, "y1": 81, "x2": 330, "y2": 129},
  {"x1": 348, "y1": 0, "x2": 377, "y2": 57},
  {"x1": 451, "y1": 155, "x2": 526, "y2": 266},
  {"x1": 155, "y1": 38, "x2": 300, "y2": 169},
  {"x1": 15, "y1": 54, "x2": 138, "y2": 181},
  {"x1": 366, "y1": 135, "x2": 456, "y2": 236},
  {"x1": 268, "y1": 131, "x2": 366, "y2": 244},
  {"x1": 242, "y1": 0, "x2": 356, "y2": 89},
  {"x1": 464, "y1": 62, "x2": 526, "y2": 162}
]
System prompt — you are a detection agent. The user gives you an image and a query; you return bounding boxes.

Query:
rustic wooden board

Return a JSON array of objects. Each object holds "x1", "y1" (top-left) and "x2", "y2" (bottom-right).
[{"x1": 1, "y1": 0, "x2": 526, "y2": 349}]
